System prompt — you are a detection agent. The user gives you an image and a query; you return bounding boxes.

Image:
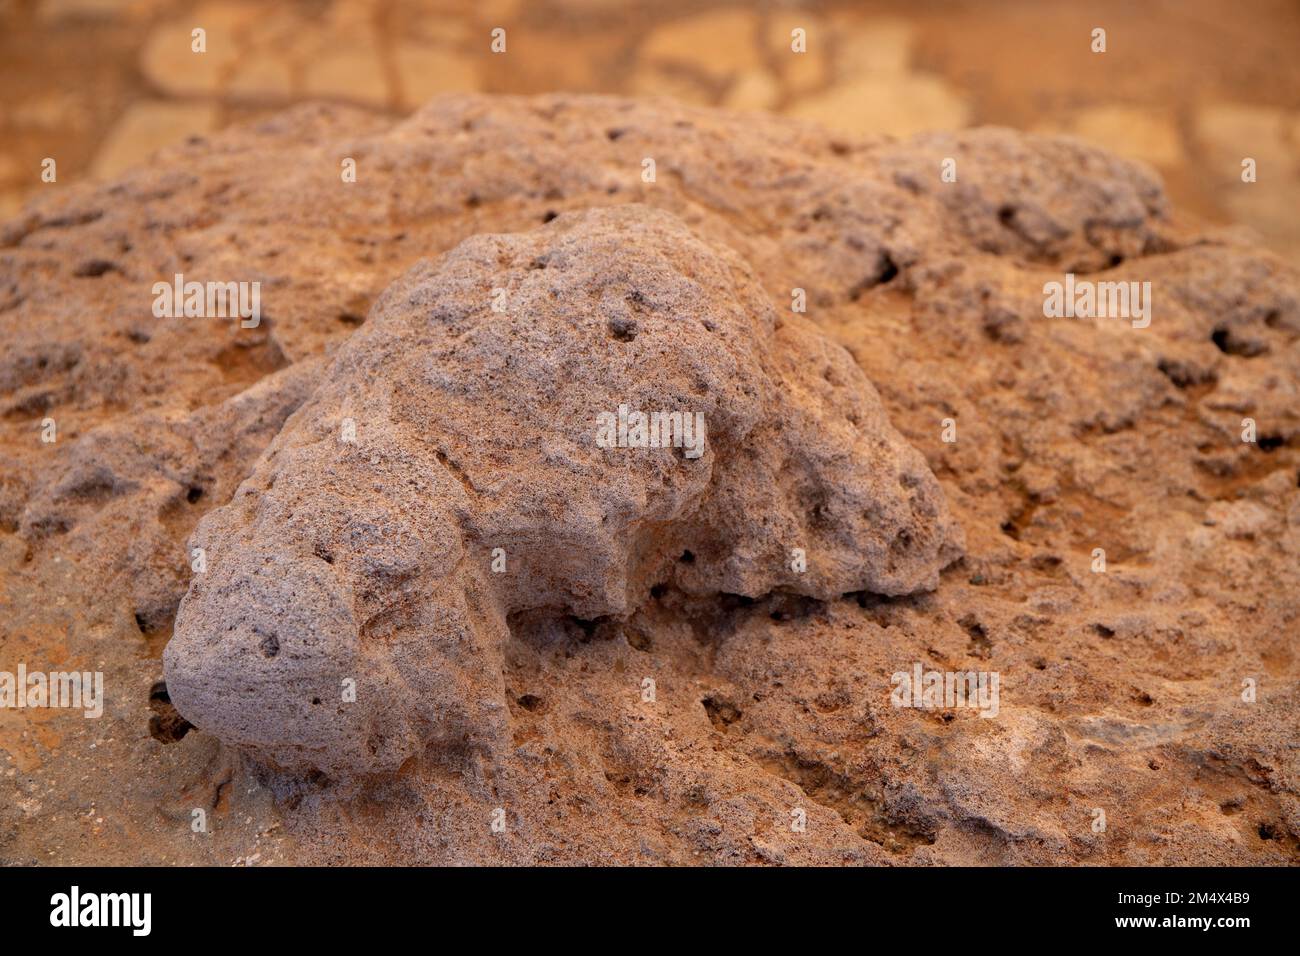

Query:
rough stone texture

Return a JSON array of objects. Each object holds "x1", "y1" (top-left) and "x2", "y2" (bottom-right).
[
  {"x1": 162, "y1": 205, "x2": 962, "y2": 774},
  {"x1": 1, "y1": 94, "x2": 1298, "y2": 865}
]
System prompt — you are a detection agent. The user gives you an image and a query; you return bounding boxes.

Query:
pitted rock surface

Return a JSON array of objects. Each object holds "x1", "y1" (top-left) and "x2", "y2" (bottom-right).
[
  {"x1": 163, "y1": 205, "x2": 962, "y2": 774},
  {"x1": 1, "y1": 94, "x2": 1297, "y2": 864}
]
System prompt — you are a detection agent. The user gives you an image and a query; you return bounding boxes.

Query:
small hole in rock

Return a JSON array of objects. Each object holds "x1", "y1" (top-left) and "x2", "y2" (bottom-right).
[
  {"x1": 73, "y1": 259, "x2": 118, "y2": 278},
  {"x1": 569, "y1": 617, "x2": 601, "y2": 640},
  {"x1": 1156, "y1": 357, "x2": 1210, "y2": 389},
  {"x1": 608, "y1": 317, "x2": 638, "y2": 342},
  {"x1": 959, "y1": 615, "x2": 992, "y2": 657},
  {"x1": 701, "y1": 696, "x2": 741, "y2": 731},
  {"x1": 1211, "y1": 325, "x2": 1267, "y2": 356},
  {"x1": 148, "y1": 681, "x2": 193, "y2": 743}
]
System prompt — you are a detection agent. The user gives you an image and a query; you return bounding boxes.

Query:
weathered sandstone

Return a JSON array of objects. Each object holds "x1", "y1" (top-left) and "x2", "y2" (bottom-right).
[
  {"x1": 1, "y1": 95, "x2": 1296, "y2": 865},
  {"x1": 163, "y1": 205, "x2": 962, "y2": 773}
]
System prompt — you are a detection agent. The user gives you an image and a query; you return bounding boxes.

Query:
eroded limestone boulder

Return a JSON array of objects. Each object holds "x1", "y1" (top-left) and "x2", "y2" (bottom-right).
[{"x1": 163, "y1": 205, "x2": 962, "y2": 774}]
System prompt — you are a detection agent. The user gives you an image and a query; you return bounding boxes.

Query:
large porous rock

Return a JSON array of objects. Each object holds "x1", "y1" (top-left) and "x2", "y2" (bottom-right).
[
  {"x1": 5, "y1": 93, "x2": 1297, "y2": 865},
  {"x1": 162, "y1": 204, "x2": 962, "y2": 775}
]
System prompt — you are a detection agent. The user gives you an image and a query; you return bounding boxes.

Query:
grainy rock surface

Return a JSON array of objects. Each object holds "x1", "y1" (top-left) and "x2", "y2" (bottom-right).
[
  {"x1": 163, "y1": 205, "x2": 962, "y2": 775},
  {"x1": 1, "y1": 94, "x2": 1297, "y2": 865}
]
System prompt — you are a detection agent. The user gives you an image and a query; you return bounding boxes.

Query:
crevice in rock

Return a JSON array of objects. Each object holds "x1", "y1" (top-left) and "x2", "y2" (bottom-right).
[{"x1": 147, "y1": 681, "x2": 194, "y2": 744}]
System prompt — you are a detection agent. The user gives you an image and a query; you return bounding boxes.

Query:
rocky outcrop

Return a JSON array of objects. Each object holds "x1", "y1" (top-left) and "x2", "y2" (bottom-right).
[
  {"x1": 3, "y1": 95, "x2": 1297, "y2": 865},
  {"x1": 162, "y1": 205, "x2": 962, "y2": 774}
]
